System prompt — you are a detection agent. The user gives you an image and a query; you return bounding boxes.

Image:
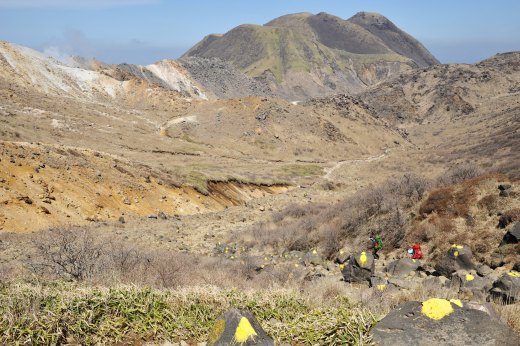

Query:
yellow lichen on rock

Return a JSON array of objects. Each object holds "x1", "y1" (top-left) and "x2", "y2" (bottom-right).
[
  {"x1": 234, "y1": 317, "x2": 257, "y2": 343},
  {"x1": 454, "y1": 251, "x2": 459, "y2": 257},
  {"x1": 449, "y1": 299, "x2": 463, "y2": 308},
  {"x1": 451, "y1": 244, "x2": 464, "y2": 249},
  {"x1": 508, "y1": 271, "x2": 520, "y2": 278},
  {"x1": 359, "y1": 252, "x2": 367, "y2": 267},
  {"x1": 377, "y1": 284, "x2": 386, "y2": 291},
  {"x1": 465, "y1": 274, "x2": 474, "y2": 281},
  {"x1": 421, "y1": 298, "x2": 454, "y2": 320}
]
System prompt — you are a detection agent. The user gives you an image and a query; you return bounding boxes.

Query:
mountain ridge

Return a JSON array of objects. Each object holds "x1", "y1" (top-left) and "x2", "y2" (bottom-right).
[{"x1": 183, "y1": 11, "x2": 439, "y2": 99}]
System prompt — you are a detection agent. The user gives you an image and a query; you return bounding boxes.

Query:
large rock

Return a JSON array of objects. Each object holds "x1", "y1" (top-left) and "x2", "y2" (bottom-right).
[
  {"x1": 341, "y1": 251, "x2": 374, "y2": 283},
  {"x1": 500, "y1": 222, "x2": 520, "y2": 245},
  {"x1": 207, "y1": 309, "x2": 274, "y2": 346},
  {"x1": 385, "y1": 258, "x2": 421, "y2": 277},
  {"x1": 302, "y1": 249, "x2": 323, "y2": 267},
  {"x1": 434, "y1": 244, "x2": 476, "y2": 277},
  {"x1": 372, "y1": 298, "x2": 519, "y2": 345},
  {"x1": 451, "y1": 271, "x2": 493, "y2": 301},
  {"x1": 490, "y1": 270, "x2": 520, "y2": 303}
]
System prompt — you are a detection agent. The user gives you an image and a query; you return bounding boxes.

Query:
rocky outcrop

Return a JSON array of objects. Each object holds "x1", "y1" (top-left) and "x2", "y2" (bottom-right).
[
  {"x1": 451, "y1": 271, "x2": 493, "y2": 301},
  {"x1": 434, "y1": 244, "x2": 476, "y2": 278},
  {"x1": 500, "y1": 222, "x2": 520, "y2": 245},
  {"x1": 179, "y1": 57, "x2": 272, "y2": 99},
  {"x1": 490, "y1": 270, "x2": 520, "y2": 303},
  {"x1": 208, "y1": 309, "x2": 274, "y2": 346},
  {"x1": 372, "y1": 298, "x2": 519, "y2": 345},
  {"x1": 384, "y1": 258, "x2": 421, "y2": 277},
  {"x1": 341, "y1": 251, "x2": 375, "y2": 283}
]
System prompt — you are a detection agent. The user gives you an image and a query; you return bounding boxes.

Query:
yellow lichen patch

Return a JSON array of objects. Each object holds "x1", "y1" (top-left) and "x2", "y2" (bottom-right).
[
  {"x1": 454, "y1": 251, "x2": 459, "y2": 257},
  {"x1": 377, "y1": 284, "x2": 386, "y2": 291},
  {"x1": 359, "y1": 252, "x2": 368, "y2": 267},
  {"x1": 449, "y1": 299, "x2": 463, "y2": 308},
  {"x1": 312, "y1": 249, "x2": 317, "y2": 255},
  {"x1": 451, "y1": 244, "x2": 464, "y2": 249},
  {"x1": 508, "y1": 271, "x2": 520, "y2": 278},
  {"x1": 208, "y1": 319, "x2": 226, "y2": 345},
  {"x1": 421, "y1": 298, "x2": 454, "y2": 320},
  {"x1": 234, "y1": 317, "x2": 257, "y2": 343},
  {"x1": 339, "y1": 264, "x2": 345, "y2": 270},
  {"x1": 465, "y1": 274, "x2": 474, "y2": 281}
]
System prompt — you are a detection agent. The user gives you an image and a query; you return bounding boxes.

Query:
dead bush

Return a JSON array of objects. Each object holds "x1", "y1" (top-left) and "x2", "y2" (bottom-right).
[
  {"x1": 437, "y1": 163, "x2": 483, "y2": 186},
  {"x1": 150, "y1": 252, "x2": 194, "y2": 288},
  {"x1": 28, "y1": 227, "x2": 106, "y2": 281}
]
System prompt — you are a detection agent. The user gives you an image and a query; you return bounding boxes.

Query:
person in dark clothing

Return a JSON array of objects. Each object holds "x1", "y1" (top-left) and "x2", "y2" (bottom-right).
[{"x1": 369, "y1": 234, "x2": 383, "y2": 259}]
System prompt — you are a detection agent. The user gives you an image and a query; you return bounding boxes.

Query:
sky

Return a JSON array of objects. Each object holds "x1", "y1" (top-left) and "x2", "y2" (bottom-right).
[{"x1": 1, "y1": 0, "x2": 519, "y2": 65}]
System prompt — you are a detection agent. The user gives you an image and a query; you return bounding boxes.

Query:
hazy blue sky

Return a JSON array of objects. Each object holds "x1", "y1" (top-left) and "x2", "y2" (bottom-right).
[{"x1": 1, "y1": 0, "x2": 519, "y2": 65}]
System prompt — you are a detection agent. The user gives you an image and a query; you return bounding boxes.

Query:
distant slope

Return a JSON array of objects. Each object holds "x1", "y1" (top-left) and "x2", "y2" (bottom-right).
[
  {"x1": 0, "y1": 41, "x2": 207, "y2": 101},
  {"x1": 348, "y1": 12, "x2": 439, "y2": 67},
  {"x1": 358, "y1": 52, "x2": 520, "y2": 177},
  {"x1": 178, "y1": 57, "x2": 273, "y2": 99},
  {"x1": 183, "y1": 12, "x2": 439, "y2": 100}
]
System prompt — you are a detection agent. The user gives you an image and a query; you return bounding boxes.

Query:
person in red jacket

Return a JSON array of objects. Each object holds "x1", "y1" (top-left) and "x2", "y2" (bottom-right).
[{"x1": 411, "y1": 243, "x2": 423, "y2": 260}]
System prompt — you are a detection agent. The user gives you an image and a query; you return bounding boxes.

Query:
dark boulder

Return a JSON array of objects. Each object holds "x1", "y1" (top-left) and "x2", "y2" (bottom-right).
[
  {"x1": 500, "y1": 222, "x2": 520, "y2": 245},
  {"x1": 499, "y1": 189, "x2": 510, "y2": 197},
  {"x1": 372, "y1": 298, "x2": 519, "y2": 345},
  {"x1": 451, "y1": 271, "x2": 493, "y2": 301},
  {"x1": 385, "y1": 258, "x2": 421, "y2": 277},
  {"x1": 434, "y1": 244, "x2": 476, "y2": 278},
  {"x1": 208, "y1": 309, "x2": 274, "y2": 346},
  {"x1": 334, "y1": 249, "x2": 350, "y2": 264},
  {"x1": 341, "y1": 251, "x2": 374, "y2": 283},
  {"x1": 490, "y1": 270, "x2": 520, "y2": 303},
  {"x1": 498, "y1": 184, "x2": 512, "y2": 191}
]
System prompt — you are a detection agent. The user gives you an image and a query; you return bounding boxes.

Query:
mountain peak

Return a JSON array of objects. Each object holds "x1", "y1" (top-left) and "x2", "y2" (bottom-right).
[{"x1": 184, "y1": 11, "x2": 439, "y2": 99}]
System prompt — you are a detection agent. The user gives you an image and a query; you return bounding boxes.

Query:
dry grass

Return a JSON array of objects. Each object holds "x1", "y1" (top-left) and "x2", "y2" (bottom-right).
[{"x1": 233, "y1": 173, "x2": 432, "y2": 258}]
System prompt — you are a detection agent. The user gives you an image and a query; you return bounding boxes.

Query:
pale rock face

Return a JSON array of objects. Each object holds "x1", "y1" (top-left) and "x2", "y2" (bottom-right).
[
  {"x1": 0, "y1": 41, "x2": 208, "y2": 101},
  {"x1": 145, "y1": 60, "x2": 208, "y2": 100}
]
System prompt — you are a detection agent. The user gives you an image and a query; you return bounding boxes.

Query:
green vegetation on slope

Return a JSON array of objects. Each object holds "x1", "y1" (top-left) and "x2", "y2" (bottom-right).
[{"x1": 0, "y1": 281, "x2": 376, "y2": 345}]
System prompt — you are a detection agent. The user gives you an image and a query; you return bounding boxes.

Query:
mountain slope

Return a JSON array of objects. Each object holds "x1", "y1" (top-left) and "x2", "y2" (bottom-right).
[
  {"x1": 0, "y1": 41, "x2": 207, "y2": 101},
  {"x1": 358, "y1": 52, "x2": 520, "y2": 177},
  {"x1": 183, "y1": 12, "x2": 439, "y2": 100},
  {"x1": 348, "y1": 12, "x2": 439, "y2": 67}
]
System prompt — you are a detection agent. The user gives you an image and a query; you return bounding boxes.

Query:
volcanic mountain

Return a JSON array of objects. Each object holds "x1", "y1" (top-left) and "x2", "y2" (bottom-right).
[{"x1": 183, "y1": 11, "x2": 439, "y2": 100}]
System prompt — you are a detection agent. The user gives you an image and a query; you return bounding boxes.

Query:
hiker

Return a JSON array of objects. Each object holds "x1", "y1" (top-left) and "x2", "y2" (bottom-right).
[
  {"x1": 369, "y1": 234, "x2": 383, "y2": 259},
  {"x1": 412, "y1": 243, "x2": 423, "y2": 259}
]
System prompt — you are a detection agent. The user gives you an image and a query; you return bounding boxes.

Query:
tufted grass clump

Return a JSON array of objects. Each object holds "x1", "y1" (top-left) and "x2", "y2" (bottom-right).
[{"x1": 0, "y1": 281, "x2": 376, "y2": 345}]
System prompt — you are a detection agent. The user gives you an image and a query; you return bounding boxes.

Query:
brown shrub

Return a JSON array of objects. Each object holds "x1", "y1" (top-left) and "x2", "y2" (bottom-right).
[
  {"x1": 419, "y1": 182, "x2": 476, "y2": 219},
  {"x1": 419, "y1": 187, "x2": 455, "y2": 216},
  {"x1": 478, "y1": 194, "x2": 499, "y2": 213}
]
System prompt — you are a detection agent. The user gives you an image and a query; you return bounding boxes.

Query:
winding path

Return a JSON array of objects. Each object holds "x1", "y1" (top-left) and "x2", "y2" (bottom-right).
[{"x1": 323, "y1": 149, "x2": 390, "y2": 181}]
